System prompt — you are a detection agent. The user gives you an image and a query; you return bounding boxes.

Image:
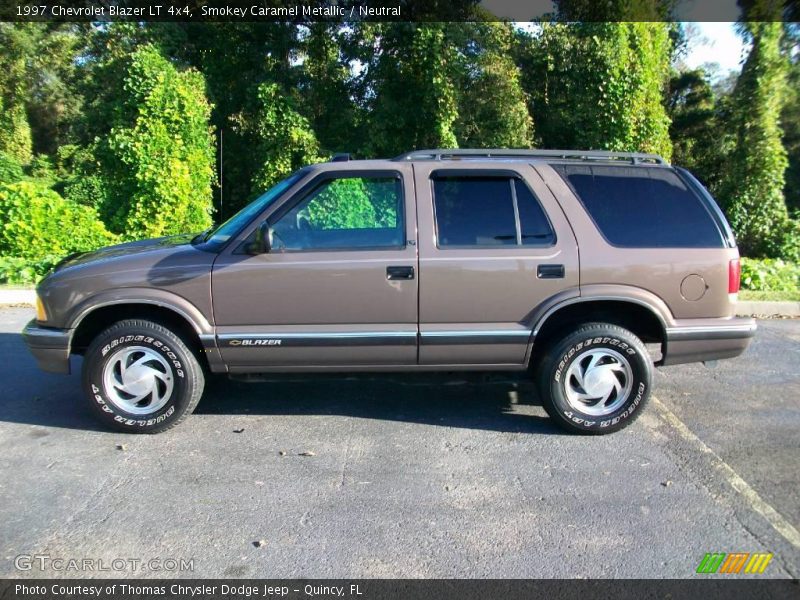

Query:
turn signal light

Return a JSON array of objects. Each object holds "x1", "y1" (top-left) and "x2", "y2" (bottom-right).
[{"x1": 35, "y1": 295, "x2": 48, "y2": 322}]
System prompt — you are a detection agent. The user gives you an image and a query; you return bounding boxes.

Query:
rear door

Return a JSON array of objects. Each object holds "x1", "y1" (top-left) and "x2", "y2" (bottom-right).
[
  {"x1": 413, "y1": 163, "x2": 579, "y2": 366},
  {"x1": 212, "y1": 165, "x2": 419, "y2": 370}
]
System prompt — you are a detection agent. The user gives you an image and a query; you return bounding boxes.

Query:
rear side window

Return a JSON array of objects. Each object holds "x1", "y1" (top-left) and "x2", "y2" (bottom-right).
[
  {"x1": 553, "y1": 165, "x2": 725, "y2": 248},
  {"x1": 432, "y1": 176, "x2": 555, "y2": 247}
]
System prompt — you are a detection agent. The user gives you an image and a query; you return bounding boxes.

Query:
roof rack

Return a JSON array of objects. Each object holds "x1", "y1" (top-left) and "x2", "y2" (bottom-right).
[{"x1": 393, "y1": 149, "x2": 668, "y2": 165}]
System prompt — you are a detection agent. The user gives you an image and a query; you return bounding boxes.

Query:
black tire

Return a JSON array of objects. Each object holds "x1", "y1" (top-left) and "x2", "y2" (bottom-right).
[
  {"x1": 535, "y1": 323, "x2": 652, "y2": 435},
  {"x1": 81, "y1": 319, "x2": 205, "y2": 434}
]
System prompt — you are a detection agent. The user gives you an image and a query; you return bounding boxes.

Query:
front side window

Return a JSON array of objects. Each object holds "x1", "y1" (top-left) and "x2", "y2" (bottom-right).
[
  {"x1": 271, "y1": 176, "x2": 404, "y2": 251},
  {"x1": 432, "y1": 175, "x2": 555, "y2": 247}
]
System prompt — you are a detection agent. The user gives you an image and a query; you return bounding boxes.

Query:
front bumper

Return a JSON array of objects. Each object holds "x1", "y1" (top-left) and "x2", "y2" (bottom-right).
[
  {"x1": 22, "y1": 319, "x2": 72, "y2": 374},
  {"x1": 662, "y1": 317, "x2": 757, "y2": 366}
]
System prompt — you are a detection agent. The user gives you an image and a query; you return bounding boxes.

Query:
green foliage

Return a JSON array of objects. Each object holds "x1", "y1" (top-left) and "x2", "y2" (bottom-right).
[
  {"x1": 667, "y1": 68, "x2": 732, "y2": 193},
  {"x1": 96, "y1": 45, "x2": 215, "y2": 239},
  {"x1": 300, "y1": 23, "x2": 362, "y2": 154},
  {"x1": 365, "y1": 23, "x2": 460, "y2": 157},
  {"x1": 302, "y1": 179, "x2": 377, "y2": 230},
  {"x1": 234, "y1": 81, "x2": 322, "y2": 193},
  {"x1": 740, "y1": 257, "x2": 800, "y2": 292},
  {"x1": 0, "y1": 255, "x2": 62, "y2": 285},
  {"x1": 27, "y1": 154, "x2": 55, "y2": 182},
  {"x1": 454, "y1": 23, "x2": 533, "y2": 148},
  {"x1": 721, "y1": 21, "x2": 790, "y2": 258},
  {"x1": 0, "y1": 24, "x2": 34, "y2": 164},
  {"x1": 53, "y1": 144, "x2": 107, "y2": 209},
  {"x1": 518, "y1": 22, "x2": 673, "y2": 158},
  {"x1": 774, "y1": 218, "x2": 800, "y2": 262},
  {"x1": 0, "y1": 153, "x2": 24, "y2": 184},
  {"x1": 299, "y1": 178, "x2": 397, "y2": 230},
  {"x1": 782, "y1": 54, "x2": 800, "y2": 213},
  {"x1": 0, "y1": 181, "x2": 116, "y2": 260}
]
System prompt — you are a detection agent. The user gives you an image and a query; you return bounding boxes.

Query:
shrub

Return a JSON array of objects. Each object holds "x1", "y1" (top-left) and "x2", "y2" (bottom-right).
[
  {"x1": 0, "y1": 181, "x2": 117, "y2": 260},
  {"x1": 27, "y1": 154, "x2": 55, "y2": 182},
  {"x1": 0, "y1": 255, "x2": 62, "y2": 285},
  {"x1": 97, "y1": 45, "x2": 215, "y2": 240},
  {"x1": 740, "y1": 257, "x2": 800, "y2": 292},
  {"x1": 0, "y1": 152, "x2": 23, "y2": 184}
]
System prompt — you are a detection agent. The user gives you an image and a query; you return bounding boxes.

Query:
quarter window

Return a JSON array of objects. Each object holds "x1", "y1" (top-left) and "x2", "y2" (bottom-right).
[
  {"x1": 553, "y1": 165, "x2": 725, "y2": 248},
  {"x1": 271, "y1": 176, "x2": 404, "y2": 251},
  {"x1": 432, "y1": 176, "x2": 555, "y2": 247}
]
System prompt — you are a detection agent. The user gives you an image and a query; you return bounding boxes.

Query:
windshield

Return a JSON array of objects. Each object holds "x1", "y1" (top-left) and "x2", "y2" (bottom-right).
[{"x1": 201, "y1": 171, "x2": 306, "y2": 247}]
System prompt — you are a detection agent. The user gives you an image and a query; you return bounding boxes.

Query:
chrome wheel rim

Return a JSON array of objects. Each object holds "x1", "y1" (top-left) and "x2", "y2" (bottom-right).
[
  {"x1": 102, "y1": 346, "x2": 174, "y2": 415},
  {"x1": 563, "y1": 348, "x2": 633, "y2": 416}
]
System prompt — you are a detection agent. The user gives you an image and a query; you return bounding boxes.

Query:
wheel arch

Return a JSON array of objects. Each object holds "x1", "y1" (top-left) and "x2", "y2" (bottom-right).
[{"x1": 528, "y1": 294, "x2": 669, "y2": 365}]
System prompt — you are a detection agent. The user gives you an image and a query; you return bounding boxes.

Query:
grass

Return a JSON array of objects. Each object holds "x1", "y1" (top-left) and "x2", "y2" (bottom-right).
[{"x1": 739, "y1": 290, "x2": 800, "y2": 302}]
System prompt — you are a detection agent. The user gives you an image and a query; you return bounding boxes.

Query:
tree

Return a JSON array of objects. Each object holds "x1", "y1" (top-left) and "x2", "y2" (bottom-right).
[
  {"x1": 720, "y1": 20, "x2": 792, "y2": 257},
  {"x1": 0, "y1": 24, "x2": 34, "y2": 164},
  {"x1": 364, "y1": 23, "x2": 459, "y2": 157},
  {"x1": 233, "y1": 81, "x2": 322, "y2": 193},
  {"x1": 667, "y1": 68, "x2": 733, "y2": 193},
  {"x1": 517, "y1": 22, "x2": 673, "y2": 158},
  {"x1": 94, "y1": 45, "x2": 216, "y2": 239},
  {"x1": 454, "y1": 22, "x2": 533, "y2": 148},
  {"x1": 782, "y1": 40, "x2": 800, "y2": 214},
  {"x1": 299, "y1": 23, "x2": 362, "y2": 154}
]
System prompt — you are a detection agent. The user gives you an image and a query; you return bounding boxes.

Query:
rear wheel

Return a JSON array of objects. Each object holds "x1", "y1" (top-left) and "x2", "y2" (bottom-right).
[
  {"x1": 535, "y1": 323, "x2": 652, "y2": 434},
  {"x1": 81, "y1": 319, "x2": 204, "y2": 433}
]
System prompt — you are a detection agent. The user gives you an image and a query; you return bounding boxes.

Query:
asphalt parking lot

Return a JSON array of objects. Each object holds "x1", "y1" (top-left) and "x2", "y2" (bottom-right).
[{"x1": 0, "y1": 307, "x2": 797, "y2": 579}]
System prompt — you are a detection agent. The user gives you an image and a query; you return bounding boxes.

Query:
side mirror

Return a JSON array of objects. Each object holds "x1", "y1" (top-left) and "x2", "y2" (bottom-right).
[{"x1": 247, "y1": 221, "x2": 272, "y2": 255}]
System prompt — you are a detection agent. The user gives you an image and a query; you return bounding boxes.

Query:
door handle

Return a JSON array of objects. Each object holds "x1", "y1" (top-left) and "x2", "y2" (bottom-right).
[
  {"x1": 537, "y1": 264, "x2": 565, "y2": 279},
  {"x1": 387, "y1": 266, "x2": 415, "y2": 280}
]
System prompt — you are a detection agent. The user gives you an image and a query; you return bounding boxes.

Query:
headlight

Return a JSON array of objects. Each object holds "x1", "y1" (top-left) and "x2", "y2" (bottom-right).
[{"x1": 35, "y1": 295, "x2": 48, "y2": 322}]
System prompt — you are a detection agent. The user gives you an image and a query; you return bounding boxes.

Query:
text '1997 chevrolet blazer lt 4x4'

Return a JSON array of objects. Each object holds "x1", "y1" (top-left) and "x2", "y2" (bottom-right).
[{"x1": 23, "y1": 149, "x2": 756, "y2": 434}]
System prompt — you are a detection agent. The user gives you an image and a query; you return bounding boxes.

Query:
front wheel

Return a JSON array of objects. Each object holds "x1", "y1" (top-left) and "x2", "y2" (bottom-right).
[
  {"x1": 81, "y1": 319, "x2": 205, "y2": 433},
  {"x1": 535, "y1": 323, "x2": 652, "y2": 435}
]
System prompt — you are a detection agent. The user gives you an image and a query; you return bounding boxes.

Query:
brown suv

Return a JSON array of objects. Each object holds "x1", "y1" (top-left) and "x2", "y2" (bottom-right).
[{"x1": 23, "y1": 149, "x2": 756, "y2": 434}]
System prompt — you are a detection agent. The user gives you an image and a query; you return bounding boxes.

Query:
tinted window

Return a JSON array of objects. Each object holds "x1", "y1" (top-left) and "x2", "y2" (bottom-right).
[
  {"x1": 272, "y1": 176, "x2": 403, "y2": 251},
  {"x1": 553, "y1": 165, "x2": 724, "y2": 248},
  {"x1": 433, "y1": 176, "x2": 554, "y2": 247},
  {"x1": 516, "y1": 180, "x2": 555, "y2": 246}
]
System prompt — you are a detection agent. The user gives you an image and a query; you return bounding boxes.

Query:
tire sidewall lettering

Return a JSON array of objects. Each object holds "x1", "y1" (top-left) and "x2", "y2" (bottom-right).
[
  {"x1": 92, "y1": 333, "x2": 186, "y2": 427},
  {"x1": 553, "y1": 336, "x2": 647, "y2": 430}
]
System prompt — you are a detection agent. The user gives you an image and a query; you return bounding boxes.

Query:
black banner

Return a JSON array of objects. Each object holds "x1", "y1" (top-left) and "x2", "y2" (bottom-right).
[
  {"x1": 0, "y1": 0, "x2": 798, "y2": 22},
  {"x1": 1, "y1": 580, "x2": 800, "y2": 600}
]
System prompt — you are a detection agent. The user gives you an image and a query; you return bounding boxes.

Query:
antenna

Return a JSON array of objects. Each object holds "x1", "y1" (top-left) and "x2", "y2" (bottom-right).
[{"x1": 219, "y1": 129, "x2": 223, "y2": 218}]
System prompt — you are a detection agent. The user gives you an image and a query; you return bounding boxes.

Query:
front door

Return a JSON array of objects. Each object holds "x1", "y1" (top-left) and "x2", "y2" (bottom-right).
[{"x1": 212, "y1": 166, "x2": 418, "y2": 370}]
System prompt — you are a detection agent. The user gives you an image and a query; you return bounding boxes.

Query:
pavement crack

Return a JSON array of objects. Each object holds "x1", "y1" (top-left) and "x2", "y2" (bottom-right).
[{"x1": 338, "y1": 419, "x2": 355, "y2": 489}]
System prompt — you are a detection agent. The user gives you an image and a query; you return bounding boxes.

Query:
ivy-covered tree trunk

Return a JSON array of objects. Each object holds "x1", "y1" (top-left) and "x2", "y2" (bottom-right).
[
  {"x1": 0, "y1": 24, "x2": 34, "y2": 164},
  {"x1": 722, "y1": 21, "x2": 791, "y2": 257},
  {"x1": 518, "y1": 22, "x2": 673, "y2": 159},
  {"x1": 96, "y1": 45, "x2": 216, "y2": 240},
  {"x1": 365, "y1": 23, "x2": 459, "y2": 157},
  {"x1": 233, "y1": 81, "x2": 322, "y2": 194},
  {"x1": 454, "y1": 22, "x2": 534, "y2": 148}
]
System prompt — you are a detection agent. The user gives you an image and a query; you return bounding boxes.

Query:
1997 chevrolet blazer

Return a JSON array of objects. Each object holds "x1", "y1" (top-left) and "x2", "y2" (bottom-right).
[{"x1": 23, "y1": 149, "x2": 756, "y2": 434}]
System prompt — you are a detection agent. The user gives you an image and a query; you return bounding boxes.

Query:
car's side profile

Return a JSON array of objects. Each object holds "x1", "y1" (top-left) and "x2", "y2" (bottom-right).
[{"x1": 23, "y1": 149, "x2": 756, "y2": 434}]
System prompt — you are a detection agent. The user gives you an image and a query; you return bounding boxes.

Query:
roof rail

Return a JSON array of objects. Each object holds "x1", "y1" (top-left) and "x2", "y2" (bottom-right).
[{"x1": 393, "y1": 148, "x2": 668, "y2": 165}]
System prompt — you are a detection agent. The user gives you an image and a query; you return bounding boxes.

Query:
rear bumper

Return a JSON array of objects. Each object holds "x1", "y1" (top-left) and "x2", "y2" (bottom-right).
[
  {"x1": 662, "y1": 317, "x2": 757, "y2": 366},
  {"x1": 22, "y1": 319, "x2": 72, "y2": 374}
]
